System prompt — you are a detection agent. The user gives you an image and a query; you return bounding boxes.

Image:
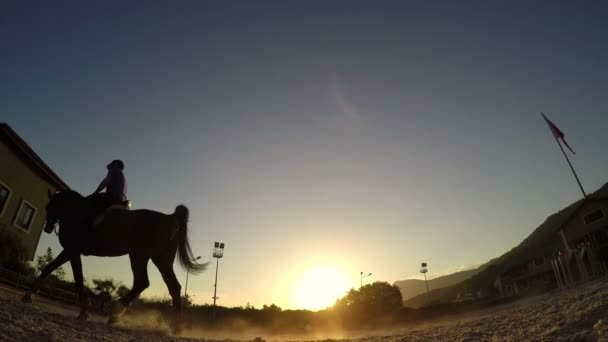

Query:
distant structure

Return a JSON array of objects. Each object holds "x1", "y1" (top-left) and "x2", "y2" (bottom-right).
[
  {"x1": 495, "y1": 184, "x2": 608, "y2": 297},
  {"x1": 420, "y1": 262, "x2": 431, "y2": 298},
  {"x1": 360, "y1": 271, "x2": 372, "y2": 288},
  {"x1": 0, "y1": 123, "x2": 69, "y2": 260},
  {"x1": 212, "y1": 241, "x2": 225, "y2": 308}
]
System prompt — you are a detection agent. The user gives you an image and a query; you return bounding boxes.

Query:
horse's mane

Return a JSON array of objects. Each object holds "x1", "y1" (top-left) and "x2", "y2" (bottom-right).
[
  {"x1": 56, "y1": 190, "x2": 99, "y2": 218},
  {"x1": 61, "y1": 190, "x2": 85, "y2": 200}
]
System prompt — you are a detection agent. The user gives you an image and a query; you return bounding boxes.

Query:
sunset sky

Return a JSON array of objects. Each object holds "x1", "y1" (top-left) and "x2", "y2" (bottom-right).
[{"x1": 2, "y1": 1, "x2": 608, "y2": 310}]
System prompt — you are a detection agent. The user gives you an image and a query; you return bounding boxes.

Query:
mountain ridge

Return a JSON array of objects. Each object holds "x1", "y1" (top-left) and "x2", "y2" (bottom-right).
[
  {"x1": 394, "y1": 265, "x2": 488, "y2": 301},
  {"x1": 398, "y1": 182, "x2": 608, "y2": 307}
]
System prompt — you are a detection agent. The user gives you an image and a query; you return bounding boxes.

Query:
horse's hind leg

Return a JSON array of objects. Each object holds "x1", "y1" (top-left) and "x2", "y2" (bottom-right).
[
  {"x1": 110, "y1": 253, "x2": 149, "y2": 324},
  {"x1": 152, "y1": 255, "x2": 183, "y2": 333},
  {"x1": 152, "y1": 255, "x2": 182, "y2": 312},
  {"x1": 70, "y1": 255, "x2": 89, "y2": 320},
  {"x1": 22, "y1": 250, "x2": 71, "y2": 303}
]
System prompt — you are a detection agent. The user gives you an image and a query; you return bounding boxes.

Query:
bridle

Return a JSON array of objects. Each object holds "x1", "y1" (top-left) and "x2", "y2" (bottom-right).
[{"x1": 44, "y1": 217, "x2": 59, "y2": 236}]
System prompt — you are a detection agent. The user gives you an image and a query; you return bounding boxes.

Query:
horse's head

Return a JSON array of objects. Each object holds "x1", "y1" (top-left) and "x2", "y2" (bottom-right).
[
  {"x1": 44, "y1": 189, "x2": 83, "y2": 233},
  {"x1": 43, "y1": 189, "x2": 84, "y2": 234},
  {"x1": 43, "y1": 190, "x2": 62, "y2": 233}
]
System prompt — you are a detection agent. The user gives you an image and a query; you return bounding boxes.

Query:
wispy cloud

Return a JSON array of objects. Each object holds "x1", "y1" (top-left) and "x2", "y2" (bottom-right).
[{"x1": 329, "y1": 72, "x2": 365, "y2": 129}]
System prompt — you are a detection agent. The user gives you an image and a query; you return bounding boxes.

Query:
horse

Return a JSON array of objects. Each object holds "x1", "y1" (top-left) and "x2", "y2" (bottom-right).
[{"x1": 22, "y1": 189, "x2": 207, "y2": 328}]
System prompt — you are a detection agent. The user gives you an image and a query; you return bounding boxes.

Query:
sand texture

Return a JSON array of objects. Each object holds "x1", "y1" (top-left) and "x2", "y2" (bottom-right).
[{"x1": 1, "y1": 278, "x2": 608, "y2": 342}]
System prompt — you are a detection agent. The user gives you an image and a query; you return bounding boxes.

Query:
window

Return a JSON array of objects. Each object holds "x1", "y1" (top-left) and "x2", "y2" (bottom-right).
[
  {"x1": 584, "y1": 208, "x2": 605, "y2": 225},
  {"x1": 14, "y1": 200, "x2": 37, "y2": 232},
  {"x1": 0, "y1": 181, "x2": 12, "y2": 217},
  {"x1": 533, "y1": 257, "x2": 545, "y2": 267}
]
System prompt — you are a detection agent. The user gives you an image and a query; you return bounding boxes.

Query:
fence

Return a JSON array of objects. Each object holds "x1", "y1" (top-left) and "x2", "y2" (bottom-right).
[{"x1": 0, "y1": 267, "x2": 77, "y2": 304}]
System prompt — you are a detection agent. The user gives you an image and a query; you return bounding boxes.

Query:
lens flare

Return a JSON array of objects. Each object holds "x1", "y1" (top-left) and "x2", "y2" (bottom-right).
[{"x1": 290, "y1": 266, "x2": 354, "y2": 310}]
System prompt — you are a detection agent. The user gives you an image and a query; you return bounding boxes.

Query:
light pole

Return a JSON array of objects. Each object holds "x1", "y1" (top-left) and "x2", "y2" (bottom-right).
[
  {"x1": 360, "y1": 271, "x2": 372, "y2": 288},
  {"x1": 420, "y1": 262, "x2": 430, "y2": 299},
  {"x1": 184, "y1": 255, "x2": 201, "y2": 300},
  {"x1": 212, "y1": 242, "x2": 225, "y2": 315}
]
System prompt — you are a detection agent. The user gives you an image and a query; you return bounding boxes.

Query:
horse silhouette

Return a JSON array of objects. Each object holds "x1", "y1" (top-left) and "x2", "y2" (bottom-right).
[{"x1": 22, "y1": 190, "x2": 207, "y2": 329}]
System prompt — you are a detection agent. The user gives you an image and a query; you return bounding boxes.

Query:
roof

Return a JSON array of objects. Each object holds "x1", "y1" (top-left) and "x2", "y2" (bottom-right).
[
  {"x1": 0, "y1": 123, "x2": 70, "y2": 191},
  {"x1": 554, "y1": 185, "x2": 608, "y2": 233}
]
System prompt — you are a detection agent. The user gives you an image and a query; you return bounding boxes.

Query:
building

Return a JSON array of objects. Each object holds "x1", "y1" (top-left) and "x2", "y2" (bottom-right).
[
  {"x1": 552, "y1": 193, "x2": 608, "y2": 287},
  {"x1": 495, "y1": 185, "x2": 608, "y2": 297},
  {"x1": 0, "y1": 123, "x2": 69, "y2": 260},
  {"x1": 494, "y1": 256, "x2": 557, "y2": 297}
]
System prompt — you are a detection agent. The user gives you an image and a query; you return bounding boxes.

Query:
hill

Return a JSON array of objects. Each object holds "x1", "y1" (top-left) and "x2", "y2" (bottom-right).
[
  {"x1": 394, "y1": 266, "x2": 486, "y2": 302},
  {"x1": 402, "y1": 182, "x2": 608, "y2": 307}
]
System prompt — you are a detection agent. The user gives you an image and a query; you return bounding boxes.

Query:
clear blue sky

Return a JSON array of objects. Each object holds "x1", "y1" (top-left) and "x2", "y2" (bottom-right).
[{"x1": 2, "y1": 1, "x2": 608, "y2": 309}]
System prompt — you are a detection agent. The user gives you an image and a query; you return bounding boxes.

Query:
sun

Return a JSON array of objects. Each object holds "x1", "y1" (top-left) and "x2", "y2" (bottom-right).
[{"x1": 290, "y1": 266, "x2": 354, "y2": 310}]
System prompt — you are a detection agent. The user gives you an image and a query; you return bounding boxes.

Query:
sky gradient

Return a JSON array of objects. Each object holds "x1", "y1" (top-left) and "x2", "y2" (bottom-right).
[{"x1": 2, "y1": 1, "x2": 608, "y2": 309}]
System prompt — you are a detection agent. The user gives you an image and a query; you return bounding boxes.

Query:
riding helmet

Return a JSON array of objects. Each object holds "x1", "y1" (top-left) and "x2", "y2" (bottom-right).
[{"x1": 107, "y1": 159, "x2": 125, "y2": 170}]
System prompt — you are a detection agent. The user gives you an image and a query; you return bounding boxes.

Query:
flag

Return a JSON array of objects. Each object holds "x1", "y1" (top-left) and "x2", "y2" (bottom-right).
[{"x1": 542, "y1": 113, "x2": 576, "y2": 154}]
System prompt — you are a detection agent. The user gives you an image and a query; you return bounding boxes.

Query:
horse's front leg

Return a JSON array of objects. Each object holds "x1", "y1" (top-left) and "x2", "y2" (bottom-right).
[
  {"x1": 108, "y1": 253, "x2": 150, "y2": 325},
  {"x1": 22, "y1": 250, "x2": 72, "y2": 303},
  {"x1": 70, "y1": 254, "x2": 89, "y2": 320}
]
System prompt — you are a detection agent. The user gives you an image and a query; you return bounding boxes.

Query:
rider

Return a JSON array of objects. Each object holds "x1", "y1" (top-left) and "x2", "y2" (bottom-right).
[
  {"x1": 80, "y1": 160, "x2": 128, "y2": 249},
  {"x1": 93, "y1": 159, "x2": 128, "y2": 205}
]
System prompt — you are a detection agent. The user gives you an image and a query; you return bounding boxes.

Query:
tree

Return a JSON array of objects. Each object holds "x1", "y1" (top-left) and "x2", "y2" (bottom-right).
[
  {"x1": 334, "y1": 282, "x2": 403, "y2": 326},
  {"x1": 262, "y1": 304, "x2": 282, "y2": 313},
  {"x1": 181, "y1": 293, "x2": 193, "y2": 306},
  {"x1": 35, "y1": 247, "x2": 65, "y2": 280},
  {"x1": 360, "y1": 282, "x2": 403, "y2": 313}
]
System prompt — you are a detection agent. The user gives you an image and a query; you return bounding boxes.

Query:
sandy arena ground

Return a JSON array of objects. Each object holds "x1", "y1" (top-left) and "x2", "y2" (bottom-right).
[{"x1": 1, "y1": 278, "x2": 608, "y2": 342}]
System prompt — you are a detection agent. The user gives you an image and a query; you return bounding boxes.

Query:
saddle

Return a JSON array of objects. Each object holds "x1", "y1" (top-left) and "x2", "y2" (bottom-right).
[
  {"x1": 108, "y1": 200, "x2": 132, "y2": 210},
  {"x1": 91, "y1": 200, "x2": 131, "y2": 227},
  {"x1": 81, "y1": 198, "x2": 132, "y2": 254}
]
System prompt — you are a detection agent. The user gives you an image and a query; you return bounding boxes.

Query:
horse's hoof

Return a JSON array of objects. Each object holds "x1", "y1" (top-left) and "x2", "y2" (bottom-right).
[
  {"x1": 107, "y1": 315, "x2": 119, "y2": 325},
  {"x1": 166, "y1": 311, "x2": 184, "y2": 335},
  {"x1": 171, "y1": 326, "x2": 182, "y2": 335},
  {"x1": 21, "y1": 293, "x2": 33, "y2": 303},
  {"x1": 107, "y1": 301, "x2": 126, "y2": 325},
  {"x1": 169, "y1": 321, "x2": 183, "y2": 336},
  {"x1": 77, "y1": 312, "x2": 89, "y2": 321},
  {"x1": 109, "y1": 301, "x2": 126, "y2": 316}
]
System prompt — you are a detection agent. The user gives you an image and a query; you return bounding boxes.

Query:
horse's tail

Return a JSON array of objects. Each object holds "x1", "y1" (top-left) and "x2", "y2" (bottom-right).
[{"x1": 174, "y1": 205, "x2": 207, "y2": 274}]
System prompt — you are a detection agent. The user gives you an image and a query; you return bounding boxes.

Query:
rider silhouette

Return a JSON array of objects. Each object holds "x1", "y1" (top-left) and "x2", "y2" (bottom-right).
[
  {"x1": 85, "y1": 160, "x2": 128, "y2": 228},
  {"x1": 77, "y1": 160, "x2": 129, "y2": 252},
  {"x1": 93, "y1": 159, "x2": 127, "y2": 204}
]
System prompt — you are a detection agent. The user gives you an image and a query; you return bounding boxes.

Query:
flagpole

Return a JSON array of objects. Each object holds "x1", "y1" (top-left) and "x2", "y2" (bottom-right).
[{"x1": 542, "y1": 113, "x2": 587, "y2": 198}]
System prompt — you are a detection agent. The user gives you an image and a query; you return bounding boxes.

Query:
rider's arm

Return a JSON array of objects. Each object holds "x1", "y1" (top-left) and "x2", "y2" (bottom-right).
[{"x1": 94, "y1": 173, "x2": 112, "y2": 193}]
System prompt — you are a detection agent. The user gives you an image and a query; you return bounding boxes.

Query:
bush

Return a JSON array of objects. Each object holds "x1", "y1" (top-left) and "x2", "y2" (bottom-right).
[
  {"x1": 0, "y1": 229, "x2": 31, "y2": 274},
  {"x1": 90, "y1": 278, "x2": 124, "y2": 314},
  {"x1": 36, "y1": 247, "x2": 65, "y2": 280}
]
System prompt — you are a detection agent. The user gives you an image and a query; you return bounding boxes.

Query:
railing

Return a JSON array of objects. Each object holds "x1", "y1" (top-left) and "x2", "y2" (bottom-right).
[
  {"x1": 0, "y1": 267, "x2": 77, "y2": 304},
  {"x1": 0, "y1": 267, "x2": 30, "y2": 290}
]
